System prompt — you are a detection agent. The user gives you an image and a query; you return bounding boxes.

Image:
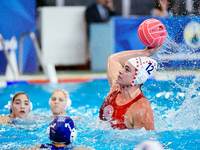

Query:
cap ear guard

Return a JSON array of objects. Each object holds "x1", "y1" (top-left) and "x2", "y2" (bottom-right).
[
  {"x1": 66, "y1": 98, "x2": 72, "y2": 110},
  {"x1": 49, "y1": 98, "x2": 51, "y2": 106},
  {"x1": 47, "y1": 126, "x2": 50, "y2": 139},
  {"x1": 4, "y1": 100, "x2": 12, "y2": 112},
  {"x1": 29, "y1": 102, "x2": 33, "y2": 112},
  {"x1": 62, "y1": 90, "x2": 72, "y2": 109},
  {"x1": 136, "y1": 73, "x2": 148, "y2": 85},
  {"x1": 70, "y1": 128, "x2": 77, "y2": 143}
]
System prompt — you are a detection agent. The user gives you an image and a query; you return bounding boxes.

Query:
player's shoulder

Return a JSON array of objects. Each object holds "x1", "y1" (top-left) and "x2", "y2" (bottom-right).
[{"x1": 130, "y1": 96, "x2": 151, "y2": 111}]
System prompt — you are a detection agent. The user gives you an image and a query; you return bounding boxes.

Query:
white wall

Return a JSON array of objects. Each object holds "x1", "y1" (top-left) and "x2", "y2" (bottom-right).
[{"x1": 40, "y1": 6, "x2": 88, "y2": 66}]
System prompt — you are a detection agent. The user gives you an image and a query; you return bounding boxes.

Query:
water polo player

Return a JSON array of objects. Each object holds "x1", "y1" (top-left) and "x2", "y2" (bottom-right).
[
  {"x1": 23, "y1": 116, "x2": 77, "y2": 149},
  {"x1": 0, "y1": 92, "x2": 33, "y2": 124},
  {"x1": 23, "y1": 116, "x2": 93, "y2": 150},
  {"x1": 49, "y1": 89, "x2": 72, "y2": 117},
  {"x1": 99, "y1": 45, "x2": 162, "y2": 130}
]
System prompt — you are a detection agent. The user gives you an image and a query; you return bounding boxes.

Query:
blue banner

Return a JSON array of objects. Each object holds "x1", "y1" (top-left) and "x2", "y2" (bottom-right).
[
  {"x1": 0, "y1": 0, "x2": 37, "y2": 73},
  {"x1": 114, "y1": 16, "x2": 200, "y2": 69}
]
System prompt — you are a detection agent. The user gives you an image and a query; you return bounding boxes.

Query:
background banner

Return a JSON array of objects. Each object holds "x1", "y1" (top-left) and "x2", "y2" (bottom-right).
[
  {"x1": 114, "y1": 16, "x2": 200, "y2": 69},
  {"x1": 0, "y1": 0, "x2": 37, "y2": 73}
]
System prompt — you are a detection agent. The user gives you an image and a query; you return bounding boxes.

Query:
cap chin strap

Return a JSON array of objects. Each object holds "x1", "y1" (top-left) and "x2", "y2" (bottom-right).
[{"x1": 120, "y1": 84, "x2": 134, "y2": 89}]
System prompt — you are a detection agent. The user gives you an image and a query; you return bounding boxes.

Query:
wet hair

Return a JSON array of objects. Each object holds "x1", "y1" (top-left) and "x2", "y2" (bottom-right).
[
  {"x1": 51, "y1": 90, "x2": 66, "y2": 97},
  {"x1": 12, "y1": 92, "x2": 29, "y2": 103}
]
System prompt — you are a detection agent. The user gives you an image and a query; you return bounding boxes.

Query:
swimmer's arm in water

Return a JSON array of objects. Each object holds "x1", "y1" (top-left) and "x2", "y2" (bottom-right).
[
  {"x1": 0, "y1": 115, "x2": 9, "y2": 125},
  {"x1": 27, "y1": 114, "x2": 35, "y2": 119},
  {"x1": 107, "y1": 44, "x2": 162, "y2": 87},
  {"x1": 20, "y1": 146, "x2": 40, "y2": 149}
]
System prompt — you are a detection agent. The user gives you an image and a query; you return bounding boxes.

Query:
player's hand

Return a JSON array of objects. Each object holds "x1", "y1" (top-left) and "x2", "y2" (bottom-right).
[{"x1": 146, "y1": 44, "x2": 163, "y2": 56}]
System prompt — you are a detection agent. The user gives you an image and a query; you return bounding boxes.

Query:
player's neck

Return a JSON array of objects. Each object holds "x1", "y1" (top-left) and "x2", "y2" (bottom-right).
[
  {"x1": 122, "y1": 86, "x2": 141, "y2": 99},
  {"x1": 53, "y1": 112, "x2": 67, "y2": 116},
  {"x1": 52, "y1": 142, "x2": 67, "y2": 147}
]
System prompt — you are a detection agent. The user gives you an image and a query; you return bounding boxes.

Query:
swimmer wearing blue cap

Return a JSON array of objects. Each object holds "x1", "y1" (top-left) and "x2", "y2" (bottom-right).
[
  {"x1": 49, "y1": 89, "x2": 72, "y2": 117},
  {"x1": 23, "y1": 116, "x2": 93, "y2": 150},
  {"x1": 0, "y1": 92, "x2": 33, "y2": 125},
  {"x1": 99, "y1": 44, "x2": 162, "y2": 130}
]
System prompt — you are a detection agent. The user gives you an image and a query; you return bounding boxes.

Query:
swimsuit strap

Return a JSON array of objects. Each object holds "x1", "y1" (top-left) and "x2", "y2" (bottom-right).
[
  {"x1": 117, "y1": 91, "x2": 145, "y2": 108},
  {"x1": 131, "y1": 91, "x2": 145, "y2": 104}
]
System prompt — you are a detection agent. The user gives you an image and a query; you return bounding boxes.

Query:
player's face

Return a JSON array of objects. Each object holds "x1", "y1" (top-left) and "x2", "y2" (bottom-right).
[
  {"x1": 12, "y1": 94, "x2": 30, "y2": 118},
  {"x1": 50, "y1": 91, "x2": 66, "y2": 115},
  {"x1": 117, "y1": 61, "x2": 136, "y2": 86}
]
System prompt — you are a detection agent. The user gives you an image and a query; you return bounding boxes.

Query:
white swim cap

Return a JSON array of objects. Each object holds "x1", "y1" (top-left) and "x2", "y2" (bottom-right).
[
  {"x1": 135, "y1": 140, "x2": 164, "y2": 150},
  {"x1": 128, "y1": 57, "x2": 157, "y2": 87},
  {"x1": 49, "y1": 89, "x2": 72, "y2": 110},
  {"x1": 61, "y1": 89, "x2": 72, "y2": 110}
]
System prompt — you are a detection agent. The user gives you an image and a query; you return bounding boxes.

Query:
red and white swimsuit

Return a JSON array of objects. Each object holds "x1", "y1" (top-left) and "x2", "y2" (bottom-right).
[{"x1": 99, "y1": 88, "x2": 146, "y2": 130}]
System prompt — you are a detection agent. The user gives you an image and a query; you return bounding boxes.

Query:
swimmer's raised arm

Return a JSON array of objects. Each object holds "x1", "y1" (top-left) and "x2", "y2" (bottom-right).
[{"x1": 107, "y1": 45, "x2": 162, "y2": 87}]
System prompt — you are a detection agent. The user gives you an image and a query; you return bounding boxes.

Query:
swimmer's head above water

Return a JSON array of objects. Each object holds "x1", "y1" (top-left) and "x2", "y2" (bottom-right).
[
  {"x1": 4, "y1": 92, "x2": 33, "y2": 118},
  {"x1": 49, "y1": 89, "x2": 72, "y2": 116},
  {"x1": 117, "y1": 57, "x2": 157, "y2": 88},
  {"x1": 47, "y1": 116, "x2": 77, "y2": 144}
]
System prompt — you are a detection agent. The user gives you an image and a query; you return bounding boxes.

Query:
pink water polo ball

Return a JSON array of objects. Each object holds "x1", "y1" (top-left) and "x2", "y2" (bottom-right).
[{"x1": 138, "y1": 19, "x2": 167, "y2": 47}]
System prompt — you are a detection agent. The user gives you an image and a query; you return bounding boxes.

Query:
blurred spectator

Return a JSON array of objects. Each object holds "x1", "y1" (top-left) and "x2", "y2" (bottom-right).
[
  {"x1": 172, "y1": 0, "x2": 200, "y2": 16},
  {"x1": 85, "y1": 0, "x2": 117, "y2": 38},
  {"x1": 151, "y1": 0, "x2": 173, "y2": 17}
]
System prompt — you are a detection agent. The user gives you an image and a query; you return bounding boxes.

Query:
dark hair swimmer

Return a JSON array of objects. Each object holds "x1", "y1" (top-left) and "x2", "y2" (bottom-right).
[
  {"x1": 99, "y1": 45, "x2": 163, "y2": 130},
  {"x1": 0, "y1": 92, "x2": 33, "y2": 125}
]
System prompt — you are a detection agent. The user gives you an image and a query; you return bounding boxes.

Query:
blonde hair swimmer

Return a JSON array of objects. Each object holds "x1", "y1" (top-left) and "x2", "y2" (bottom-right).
[
  {"x1": 99, "y1": 44, "x2": 162, "y2": 130},
  {"x1": 0, "y1": 92, "x2": 32, "y2": 124},
  {"x1": 49, "y1": 89, "x2": 72, "y2": 116}
]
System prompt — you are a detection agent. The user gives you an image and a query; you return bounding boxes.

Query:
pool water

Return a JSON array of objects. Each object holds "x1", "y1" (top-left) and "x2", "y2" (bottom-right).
[{"x1": 0, "y1": 77, "x2": 200, "y2": 150}]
